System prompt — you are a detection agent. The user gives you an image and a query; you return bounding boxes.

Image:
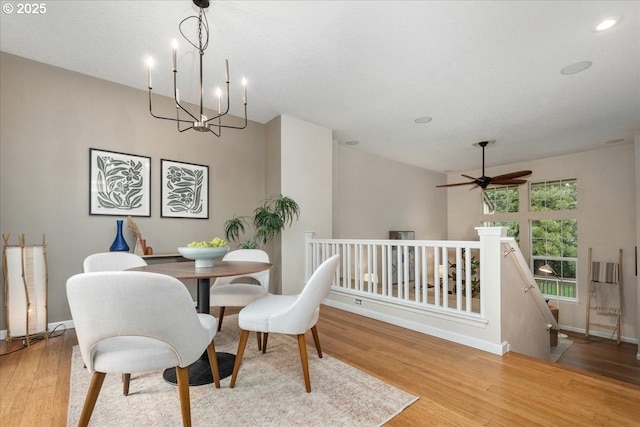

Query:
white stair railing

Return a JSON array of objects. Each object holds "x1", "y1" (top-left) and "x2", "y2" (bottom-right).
[
  {"x1": 305, "y1": 228, "x2": 557, "y2": 358},
  {"x1": 305, "y1": 232, "x2": 483, "y2": 317}
]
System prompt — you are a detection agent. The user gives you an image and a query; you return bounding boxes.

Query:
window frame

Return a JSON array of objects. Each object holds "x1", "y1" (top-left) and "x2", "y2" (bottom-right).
[
  {"x1": 482, "y1": 185, "x2": 520, "y2": 215},
  {"x1": 480, "y1": 186, "x2": 521, "y2": 241},
  {"x1": 528, "y1": 179, "x2": 578, "y2": 302}
]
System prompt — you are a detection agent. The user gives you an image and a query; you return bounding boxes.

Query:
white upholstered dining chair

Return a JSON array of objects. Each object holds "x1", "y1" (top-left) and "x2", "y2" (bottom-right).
[
  {"x1": 230, "y1": 254, "x2": 340, "y2": 393},
  {"x1": 82, "y1": 251, "x2": 148, "y2": 395},
  {"x1": 83, "y1": 252, "x2": 147, "y2": 272},
  {"x1": 67, "y1": 271, "x2": 220, "y2": 427},
  {"x1": 209, "y1": 249, "x2": 270, "y2": 331}
]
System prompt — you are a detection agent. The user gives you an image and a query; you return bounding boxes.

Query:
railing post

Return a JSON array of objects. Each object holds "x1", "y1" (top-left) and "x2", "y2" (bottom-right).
[
  {"x1": 304, "y1": 231, "x2": 315, "y2": 280},
  {"x1": 476, "y1": 226, "x2": 507, "y2": 343}
]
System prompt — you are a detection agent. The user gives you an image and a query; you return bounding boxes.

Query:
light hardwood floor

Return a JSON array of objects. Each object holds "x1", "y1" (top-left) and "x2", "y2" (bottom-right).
[{"x1": 1, "y1": 305, "x2": 639, "y2": 426}]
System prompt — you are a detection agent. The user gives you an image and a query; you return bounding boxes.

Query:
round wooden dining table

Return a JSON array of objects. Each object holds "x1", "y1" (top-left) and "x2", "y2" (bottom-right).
[{"x1": 128, "y1": 259, "x2": 272, "y2": 386}]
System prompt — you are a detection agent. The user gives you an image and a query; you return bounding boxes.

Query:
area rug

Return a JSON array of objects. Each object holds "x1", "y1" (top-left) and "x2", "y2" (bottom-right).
[
  {"x1": 550, "y1": 336, "x2": 574, "y2": 363},
  {"x1": 67, "y1": 315, "x2": 418, "y2": 426}
]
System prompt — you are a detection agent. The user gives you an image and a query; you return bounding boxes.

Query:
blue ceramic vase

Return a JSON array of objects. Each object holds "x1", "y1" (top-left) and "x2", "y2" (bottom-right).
[{"x1": 109, "y1": 219, "x2": 129, "y2": 252}]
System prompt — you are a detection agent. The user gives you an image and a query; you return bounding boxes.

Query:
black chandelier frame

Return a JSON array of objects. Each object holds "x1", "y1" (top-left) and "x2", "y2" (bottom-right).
[{"x1": 148, "y1": 0, "x2": 247, "y2": 136}]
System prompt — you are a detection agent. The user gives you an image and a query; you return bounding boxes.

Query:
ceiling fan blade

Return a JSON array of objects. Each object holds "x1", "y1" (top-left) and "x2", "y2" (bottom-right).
[
  {"x1": 437, "y1": 143, "x2": 533, "y2": 190},
  {"x1": 491, "y1": 170, "x2": 532, "y2": 181},
  {"x1": 436, "y1": 181, "x2": 476, "y2": 188},
  {"x1": 490, "y1": 179, "x2": 528, "y2": 185}
]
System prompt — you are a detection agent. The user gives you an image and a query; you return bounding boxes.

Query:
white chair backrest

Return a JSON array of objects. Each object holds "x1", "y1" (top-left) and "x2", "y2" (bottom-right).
[
  {"x1": 83, "y1": 252, "x2": 147, "y2": 272},
  {"x1": 270, "y1": 254, "x2": 340, "y2": 330},
  {"x1": 212, "y1": 249, "x2": 270, "y2": 291},
  {"x1": 66, "y1": 271, "x2": 209, "y2": 370}
]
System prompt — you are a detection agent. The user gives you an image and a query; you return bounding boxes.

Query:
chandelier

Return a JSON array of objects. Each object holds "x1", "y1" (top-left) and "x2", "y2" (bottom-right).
[{"x1": 147, "y1": 0, "x2": 247, "y2": 136}]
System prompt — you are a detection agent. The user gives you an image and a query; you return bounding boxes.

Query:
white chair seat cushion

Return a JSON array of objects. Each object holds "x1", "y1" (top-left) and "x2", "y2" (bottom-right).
[
  {"x1": 92, "y1": 336, "x2": 181, "y2": 373},
  {"x1": 210, "y1": 284, "x2": 268, "y2": 307},
  {"x1": 89, "y1": 313, "x2": 216, "y2": 374},
  {"x1": 238, "y1": 295, "x2": 319, "y2": 335}
]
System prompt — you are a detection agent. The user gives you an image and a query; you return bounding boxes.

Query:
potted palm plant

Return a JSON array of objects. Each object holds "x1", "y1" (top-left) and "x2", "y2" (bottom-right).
[
  {"x1": 224, "y1": 195, "x2": 300, "y2": 249},
  {"x1": 448, "y1": 254, "x2": 480, "y2": 297}
]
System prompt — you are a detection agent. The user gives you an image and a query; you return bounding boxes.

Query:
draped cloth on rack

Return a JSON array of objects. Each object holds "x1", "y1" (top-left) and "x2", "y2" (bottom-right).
[{"x1": 589, "y1": 262, "x2": 621, "y2": 315}]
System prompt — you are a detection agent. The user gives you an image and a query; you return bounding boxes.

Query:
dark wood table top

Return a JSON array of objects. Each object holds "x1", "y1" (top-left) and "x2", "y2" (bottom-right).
[{"x1": 128, "y1": 260, "x2": 272, "y2": 280}]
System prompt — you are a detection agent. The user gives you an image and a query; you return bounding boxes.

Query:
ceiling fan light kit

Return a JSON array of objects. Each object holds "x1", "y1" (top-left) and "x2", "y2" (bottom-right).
[
  {"x1": 437, "y1": 141, "x2": 532, "y2": 190},
  {"x1": 147, "y1": 0, "x2": 248, "y2": 137}
]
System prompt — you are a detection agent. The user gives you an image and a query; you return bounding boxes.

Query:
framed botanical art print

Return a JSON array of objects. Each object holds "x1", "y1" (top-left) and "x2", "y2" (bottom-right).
[
  {"x1": 89, "y1": 148, "x2": 151, "y2": 216},
  {"x1": 161, "y1": 159, "x2": 209, "y2": 219}
]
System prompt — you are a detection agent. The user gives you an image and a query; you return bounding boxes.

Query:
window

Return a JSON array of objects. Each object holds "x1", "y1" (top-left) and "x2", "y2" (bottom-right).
[
  {"x1": 530, "y1": 179, "x2": 577, "y2": 212},
  {"x1": 482, "y1": 186, "x2": 520, "y2": 241},
  {"x1": 531, "y1": 219, "x2": 578, "y2": 298},
  {"x1": 483, "y1": 186, "x2": 519, "y2": 214},
  {"x1": 529, "y1": 179, "x2": 578, "y2": 301}
]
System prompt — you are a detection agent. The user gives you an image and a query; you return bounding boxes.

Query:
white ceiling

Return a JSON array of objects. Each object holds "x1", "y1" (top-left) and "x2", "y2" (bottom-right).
[{"x1": 1, "y1": 1, "x2": 638, "y2": 173}]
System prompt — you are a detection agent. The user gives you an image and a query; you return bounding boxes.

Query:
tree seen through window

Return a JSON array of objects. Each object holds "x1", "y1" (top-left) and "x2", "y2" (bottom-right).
[{"x1": 530, "y1": 179, "x2": 578, "y2": 300}]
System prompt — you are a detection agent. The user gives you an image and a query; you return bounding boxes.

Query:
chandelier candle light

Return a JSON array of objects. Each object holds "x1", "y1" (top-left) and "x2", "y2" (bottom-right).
[{"x1": 147, "y1": 0, "x2": 247, "y2": 136}]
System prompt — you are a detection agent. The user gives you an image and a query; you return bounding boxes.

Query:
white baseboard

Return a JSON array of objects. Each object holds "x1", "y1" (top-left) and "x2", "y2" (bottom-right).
[
  {"x1": 2, "y1": 303, "x2": 195, "y2": 340},
  {"x1": 560, "y1": 324, "x2": 638, "y2": 345},
  {"x1": 0, "y1": 319, "x2": 74, "y2": 341},
  {"x1": 322, "y1": 299, "x2": 507, "y2": 356}
]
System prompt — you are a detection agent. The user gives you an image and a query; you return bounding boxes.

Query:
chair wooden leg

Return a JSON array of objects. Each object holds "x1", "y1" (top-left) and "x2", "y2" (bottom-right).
[
  {"x1": 217, "y1": 307, "x2": 226, "y2": 332},
  {"x1": 122, "y1": 373, "x2": 131, "y2": 396},
  {"x1": 230, "y1": 329, "x2": 250, "y2": 388},
  {"x1": 311, "y1": 325, "x2": 323, "y2": 358},
  {"x1": 78, "y1": 372, "x2": 106, "y2": 427},
  {"x1": 206, "y1": 340, "x2": 221, "y2": 388},
  {"x1": 262, "y1": 333, "x2": 269, "y2": 354},
  {"x1": 176, "y1": 366, "x2": 191, "y2": 427},
  {"x1": 256, "y1": 332, "x2": 262, "y2": 351},
  {"x1": 297, "y1": 334, "x2": 311, "y2": 392}
]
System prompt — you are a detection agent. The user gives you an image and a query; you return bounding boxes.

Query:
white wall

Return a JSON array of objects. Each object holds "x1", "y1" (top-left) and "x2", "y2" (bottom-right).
[
  {"x1": 332, "y1": 144, "x2": 448, "y2": 240},
  {"x1": 279, "y1": 115, "x2": 333, "y2": 294},
  {"x1": 635, "y1": 133, "x2": 640, "y2": 358},
  {"x1": 447, "y1": 144, "x2": 638, "y2": 342},
  {"x1": 4, "y1": 51, "x2": 636, "y2": 350},
  {"x1": 264, "y1": 116, "x2": 283, "y2": 294},
  {"x1": 0, "y1": 53, "x2": 266, "y2": 328}
]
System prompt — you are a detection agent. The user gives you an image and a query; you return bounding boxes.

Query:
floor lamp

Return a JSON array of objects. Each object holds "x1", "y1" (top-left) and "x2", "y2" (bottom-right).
[
  {"x1": 2, "y1": 234, "x2": 49, "y2": 346},
  {"x1": 539, "y1": 263, "x2": 568, "y2": 339}
]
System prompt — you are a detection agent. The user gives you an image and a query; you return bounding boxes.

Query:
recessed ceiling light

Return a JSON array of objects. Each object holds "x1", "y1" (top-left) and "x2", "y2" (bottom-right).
[
  {"x1": 595, "y1": 17, "x2": 621, "y2": 32},
  {"x1": 560, "y1": 61, "x2": 592, "y2": 75},
  {"x1": 414, "y1": 116, "x2": 432, "y2": 124},
  {"x1": 344, "y1": 140, "x2": 359, "y2": 146}
]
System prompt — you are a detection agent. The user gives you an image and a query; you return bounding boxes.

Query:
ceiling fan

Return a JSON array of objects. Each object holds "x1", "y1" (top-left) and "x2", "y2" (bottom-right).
[{"x1": 437, "y1": 141, "x2": 532, "y2": 189}]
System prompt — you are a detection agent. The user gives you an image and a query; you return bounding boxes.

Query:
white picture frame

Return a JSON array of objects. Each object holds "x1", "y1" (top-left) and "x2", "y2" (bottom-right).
[
  {"x1": 160, "y1": 159, "x2": 209, "y2": 219},
  {"x1": 89, "y1": 148, "x2": 151, "y2": 217}
]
